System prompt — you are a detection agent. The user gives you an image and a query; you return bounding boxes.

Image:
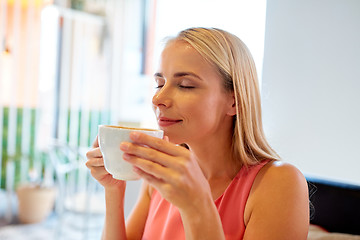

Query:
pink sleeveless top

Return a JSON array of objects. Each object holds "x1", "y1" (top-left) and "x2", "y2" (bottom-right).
[{"x1": 142, "y1": 160, "x2": 270, "y2": 240}]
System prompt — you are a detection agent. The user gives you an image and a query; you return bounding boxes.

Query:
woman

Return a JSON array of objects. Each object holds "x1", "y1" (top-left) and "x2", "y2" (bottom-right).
[{"x1": 86, "y1": 27, "x2": 309, "y2": 239}]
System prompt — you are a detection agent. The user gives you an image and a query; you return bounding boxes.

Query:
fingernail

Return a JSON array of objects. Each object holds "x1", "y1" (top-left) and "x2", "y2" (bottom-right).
[
  {"x1": 130, "y1": 132, "x2": 140, "y2": 140},
  {"x1": 120, "y1": 142, "x2": 129, "y2": 151}
]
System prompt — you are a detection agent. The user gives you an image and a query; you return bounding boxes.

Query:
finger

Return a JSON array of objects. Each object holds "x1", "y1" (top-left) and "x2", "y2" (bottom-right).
[
  {"x1": 129, "y1": 132, "x2": 186, "y2": 156},
  {"x1": 89, "y1": 166, "x2": 110, "y2": 179},
  {"x1": 92, "y1": 135, "x2": 99, "y2": 148},
  {"x1": 124, "y1": 154, "x2": 177, "y2": 182},
  {"x1": 133, "y1": 167, "x2": 178, "y2": 202},
  {"x1": 86, "y1": 147, "x2": 103, "y2": 159},
  {"x1": 86, "y1": 156, "x2": 104, "y2": 168},
  {"x1": 164, "y1": 135, "x2": 169, "y2": 142},
  {"x1": 121, "y1": 142, "x2": 180, "y2": 169},
  {"x1": 133, "y1": 166, "x2": 166, "y2": 187}
]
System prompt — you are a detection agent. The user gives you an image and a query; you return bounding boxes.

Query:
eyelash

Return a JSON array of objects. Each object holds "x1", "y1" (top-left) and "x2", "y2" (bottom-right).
[
  {"x1": 179, "y1": 85, "x2": 195, "y2": 89},
  {"x1": 155, "y1": 85, "x2": 195, "y2": 89}
]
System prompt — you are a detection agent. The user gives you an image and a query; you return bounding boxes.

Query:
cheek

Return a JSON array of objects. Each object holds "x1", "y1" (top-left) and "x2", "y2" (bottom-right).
[
  {"x1": 186, "y1": 97, "x2": 219, "y2": 122},
  {"x1": 198, "y1": 94, "x2": 229, "y2": 121}
]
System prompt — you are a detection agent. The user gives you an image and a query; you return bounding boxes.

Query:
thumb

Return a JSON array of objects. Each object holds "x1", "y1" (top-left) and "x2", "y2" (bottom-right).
[{"x1": 92, "y1": 135, "x2": 99, "y2": 148}]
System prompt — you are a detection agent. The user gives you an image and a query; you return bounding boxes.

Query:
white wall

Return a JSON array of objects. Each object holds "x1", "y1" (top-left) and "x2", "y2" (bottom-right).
[
  {"x1": 262, "y1": 0, "x2": 360, "y2": 184},
  {"x1": 153, "y1": 0, "x2": 267, "y2": 83}
]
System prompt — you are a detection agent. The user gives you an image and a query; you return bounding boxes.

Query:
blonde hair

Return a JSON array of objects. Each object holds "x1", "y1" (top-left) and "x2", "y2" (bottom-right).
[{"x1": 167, "y1": 27, "x2": 279, "y2": 166}]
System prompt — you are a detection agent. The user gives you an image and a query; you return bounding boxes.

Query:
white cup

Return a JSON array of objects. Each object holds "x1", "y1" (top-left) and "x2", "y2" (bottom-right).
[{"x1": 98, "y1": 125, "x2": 164, "y2": 181}]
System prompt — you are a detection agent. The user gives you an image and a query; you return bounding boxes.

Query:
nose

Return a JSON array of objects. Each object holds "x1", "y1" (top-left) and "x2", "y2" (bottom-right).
[{"x1": 152, "y1": 85, "x2": 172, "y2": 108}]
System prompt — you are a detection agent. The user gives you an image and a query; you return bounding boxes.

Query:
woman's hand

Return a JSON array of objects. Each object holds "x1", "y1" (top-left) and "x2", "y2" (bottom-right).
[
  {"x1": 85, "y1": 136, "x2": 126, "y2": 190},
  {"x1": 120, "y1": 132, "x2": 212, "y2": 214}
]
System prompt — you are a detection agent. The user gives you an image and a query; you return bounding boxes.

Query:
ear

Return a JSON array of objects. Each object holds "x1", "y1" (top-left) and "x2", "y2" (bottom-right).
[{"x1": 226, "y1": 93, "x2": 237, "y2": 116}]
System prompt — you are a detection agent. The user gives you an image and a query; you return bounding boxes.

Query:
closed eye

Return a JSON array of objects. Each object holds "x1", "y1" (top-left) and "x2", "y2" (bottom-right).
[
  {"x1": 179, "y1": 85, "x2": 195, "y2": 89},
  {"x1": 154, "y1": 75, "x2": 165, "y2": 89}
]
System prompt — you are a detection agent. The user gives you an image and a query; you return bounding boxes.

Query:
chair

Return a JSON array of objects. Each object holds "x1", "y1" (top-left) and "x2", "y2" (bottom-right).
[
  {"x1": 307, "y1": 176, "x2": 360, "y2": 235},
  {"x1": 48, "y1": 139, "x2": 105, "y2": 239}
]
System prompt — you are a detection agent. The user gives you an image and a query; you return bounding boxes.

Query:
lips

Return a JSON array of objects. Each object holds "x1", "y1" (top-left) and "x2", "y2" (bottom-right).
[{"x1": 158, "y1": 117, "x2": 182, "y2": 127}]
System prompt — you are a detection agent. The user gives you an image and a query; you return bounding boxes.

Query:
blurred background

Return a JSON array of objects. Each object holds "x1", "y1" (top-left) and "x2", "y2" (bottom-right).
[
  {"x1": 0, "y1": 0, "x2": 267, "y2": 239},
  {"x1": 0, "y1": 0, "x2": 359, "y2": 239}
]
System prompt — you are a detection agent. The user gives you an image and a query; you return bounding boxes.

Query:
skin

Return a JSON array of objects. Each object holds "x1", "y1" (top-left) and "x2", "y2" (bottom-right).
[{"x1": 85, "y1": 40, "x2": 309, "y2": 240}]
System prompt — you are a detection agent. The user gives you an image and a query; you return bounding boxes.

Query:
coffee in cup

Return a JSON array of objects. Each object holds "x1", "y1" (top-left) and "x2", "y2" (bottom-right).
[{"x1": 98, "y1": 125, "x2": 164, "y2": 181}]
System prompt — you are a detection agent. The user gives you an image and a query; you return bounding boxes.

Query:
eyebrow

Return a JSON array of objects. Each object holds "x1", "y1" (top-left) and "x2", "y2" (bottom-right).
[{"x1": 154, "y1": 72, "x2": 202, "y2": 80}]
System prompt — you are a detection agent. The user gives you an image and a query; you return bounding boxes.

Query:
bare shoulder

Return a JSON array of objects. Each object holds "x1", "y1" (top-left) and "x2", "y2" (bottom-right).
[
  {"x1": 244, "y1": 161, "x2": 309, "y2": 240},
  {"x1": 258, "y1": 160, "x2": 307, "y2": 186},
  {"x1": 251, "y1": 160, "x2": 309, "y2": 205},
  {"x1": 247, "y1": 160, "x2": 308, "y2": 208}
]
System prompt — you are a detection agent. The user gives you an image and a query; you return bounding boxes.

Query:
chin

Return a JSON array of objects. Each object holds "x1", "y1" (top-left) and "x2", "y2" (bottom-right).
[{"x1": 164, "y1": 133, "x2": 186, "y2": 145}]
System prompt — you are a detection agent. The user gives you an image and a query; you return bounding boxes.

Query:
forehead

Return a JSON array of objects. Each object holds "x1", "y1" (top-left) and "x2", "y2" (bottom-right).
[
  {"x1": 158, "y1": 40, "x2": 215, "y2": 74},
  {"x1": 161, "y1": 41, "x2": 199, "y2": 61},
  {"x1": 163, "y1": 40, "x2": 194, "y2": 54}
]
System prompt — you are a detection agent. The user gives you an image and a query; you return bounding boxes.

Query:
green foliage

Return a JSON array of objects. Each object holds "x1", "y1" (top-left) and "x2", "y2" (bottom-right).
[{"x1": 0, "y1": 107, "x2": 111, "y2": 189}]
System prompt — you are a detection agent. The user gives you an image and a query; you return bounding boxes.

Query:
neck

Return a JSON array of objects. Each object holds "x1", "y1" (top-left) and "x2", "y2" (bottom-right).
[{"x1": 187, "y1": 127, "x2": 241, "y2": 181}]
